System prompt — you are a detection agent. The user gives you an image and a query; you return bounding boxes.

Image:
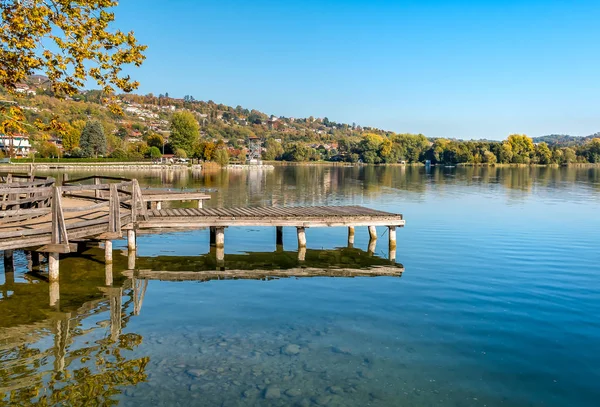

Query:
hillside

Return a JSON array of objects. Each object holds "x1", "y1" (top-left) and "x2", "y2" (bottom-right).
[
  {"x1": 1, "y1": 77, "x2": 600, "y2": 165},
  {"x1": 532, "y1": 134, "x2": 599, "y2": 146}
]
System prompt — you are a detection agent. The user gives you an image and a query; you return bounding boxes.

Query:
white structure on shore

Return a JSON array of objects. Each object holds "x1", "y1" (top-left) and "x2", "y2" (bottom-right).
[{"x1": 0, "y1": 136, "x2": 31, "y2": 157}]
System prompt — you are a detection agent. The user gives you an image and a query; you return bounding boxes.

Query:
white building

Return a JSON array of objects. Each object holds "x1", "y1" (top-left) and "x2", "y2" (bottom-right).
[{"x1": 0, "y1": 136, "x2": 32, "y2": 157}]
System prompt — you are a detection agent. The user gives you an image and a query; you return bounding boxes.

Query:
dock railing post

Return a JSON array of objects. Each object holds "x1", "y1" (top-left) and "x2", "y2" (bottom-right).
[{"x1": 49, "y1": 186, "x2": 68, "y2": 282}]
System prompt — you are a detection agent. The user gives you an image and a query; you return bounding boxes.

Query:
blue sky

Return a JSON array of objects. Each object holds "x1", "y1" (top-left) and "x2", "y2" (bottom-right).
[{"x1": 114, "y1": 0, "x2": 600, "y2": 140}]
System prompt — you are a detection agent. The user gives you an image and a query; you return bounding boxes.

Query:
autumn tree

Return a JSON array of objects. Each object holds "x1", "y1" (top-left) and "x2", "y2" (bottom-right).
[
  {"x1": 80, "y1": 120, "x2": 107, "y2": 158},
  {"x1": 506, "y1": 134, "x2": 534, "y2": 164},
  {"x1": 147, "y1": 133, "x2": 164, "y2": 149},
  {"x1": 169, "y1": 111, "x2": 199, "y2": 154},
  {"x1": 62, "y1": 120, "x2": 86, "y2": 152},
  {"x1": 0, "y1": 0, "x2": 146, "y2": 108},
  {"x1": 214, "y1": 148, "x2": 230, "y2": 166}
]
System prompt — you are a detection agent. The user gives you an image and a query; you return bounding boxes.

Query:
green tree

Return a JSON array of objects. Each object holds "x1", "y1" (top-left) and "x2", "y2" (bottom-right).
[
  {"x1": 282, "y1": 142, "x2": 311, "y2": 162},
  {"x1": 483, "y1": 150, "x2": 497, "y2": 165},
  {"x1": 149, "y1": 146, "x2": 162, "y2": 159},
  {"x1": 37, "y1": 141, "x2": 60, "y2": 158},
  {"x1": 263, "y1": 139, "x2": 284, "y2": 160},
  {"x1": 127, "y1": 141, "x2": 149, "y2": 159},
  {"x1": 214, "y1": 148, "x2": 230, "y2": 166},
  {"x1": 169, "y1": 111, "x2": 199, "y2": 154},
  {"x1": 174, "y1": 148, "x2": 187, "y2": 159},
  {"x1": 535, "y1": 142, "x2": 553, "y2": 164},
  {"x1": 562, "y1": 147, "x2": 576, "y2": 164},
  {"x1": 147, "y1": 133, "x2": 164, "y2": 149},
  {"x1": 80, "y1": 120, "x2": 107, "y2": 158},
  {"x1": 506, "y1": 134, "x2": 534, "y2": 164}
]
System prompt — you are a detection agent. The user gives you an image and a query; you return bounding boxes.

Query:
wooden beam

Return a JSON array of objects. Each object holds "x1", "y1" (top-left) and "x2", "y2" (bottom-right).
[{"x1": 33, "y1": 243, "x2": 75, "y2": 254}]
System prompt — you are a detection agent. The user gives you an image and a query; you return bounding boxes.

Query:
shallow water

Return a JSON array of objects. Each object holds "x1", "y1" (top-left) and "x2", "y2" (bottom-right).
[{"x1": 1, "y1": 165, "x2": 600, "y2": 406}]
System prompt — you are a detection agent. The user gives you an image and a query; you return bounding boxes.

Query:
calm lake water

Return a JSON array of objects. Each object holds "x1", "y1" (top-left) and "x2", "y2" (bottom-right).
[{"x1": 2, "y1": 165, "x2": 600, "y2": 406}]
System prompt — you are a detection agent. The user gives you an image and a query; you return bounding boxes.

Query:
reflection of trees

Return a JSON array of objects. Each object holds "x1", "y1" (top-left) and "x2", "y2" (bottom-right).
[
  {"x1": 0, "y1": 275, "x2": 149, "y2": 406},
  {"x1": 39, "y1": 165, "x2": 600, "y2": 207}
]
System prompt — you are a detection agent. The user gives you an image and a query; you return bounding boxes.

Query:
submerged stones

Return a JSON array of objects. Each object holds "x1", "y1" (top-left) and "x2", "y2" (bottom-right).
[
  {"x1": 186, "y1": 368, "x2": 207, "y2": 378},
  {"x1": 331, "y1": 346, "x2": 352, "y2": 355},
  {"x1": 327, "y1": 386, "x2": 343, "y2": 395},
  {"x1": 282, "y1": 344, "x2": 301, "y2": 356},
  {"x1": 264, "y1": 386, "x2": 281, "y2": 399},
  {"x1": 285, "y1": 388, "x2": 302, "y2": 397}
]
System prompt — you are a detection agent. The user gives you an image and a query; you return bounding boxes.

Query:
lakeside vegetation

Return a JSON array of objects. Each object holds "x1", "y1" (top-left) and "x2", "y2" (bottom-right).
[{"x1": 2, "y1": 87, "x2": 600, "y2": 166}]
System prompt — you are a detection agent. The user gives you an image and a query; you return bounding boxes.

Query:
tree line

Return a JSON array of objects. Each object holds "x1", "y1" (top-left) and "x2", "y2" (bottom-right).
[{"x1": 263, "y1": 133, "x2": 600, "y2": 165}]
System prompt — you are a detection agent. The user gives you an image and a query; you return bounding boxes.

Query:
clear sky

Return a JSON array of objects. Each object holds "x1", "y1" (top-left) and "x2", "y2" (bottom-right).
[{"x1": 114, "y1": 0, "x2": 600, "y2": 140}]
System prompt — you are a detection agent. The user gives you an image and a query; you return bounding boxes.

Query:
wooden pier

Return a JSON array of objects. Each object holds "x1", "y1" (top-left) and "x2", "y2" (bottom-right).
[{"x1": 1, "y1": 174, "x2": 405, "y2": 283}]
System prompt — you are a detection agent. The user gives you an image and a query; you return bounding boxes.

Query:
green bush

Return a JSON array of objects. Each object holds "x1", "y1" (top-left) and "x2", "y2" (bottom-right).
[
  {"x1": 149, "y1": 146, "x2": 162, "y2": 159},
  {"x1": 110, "y1": 148, "x2": 128, "y2": 160}
]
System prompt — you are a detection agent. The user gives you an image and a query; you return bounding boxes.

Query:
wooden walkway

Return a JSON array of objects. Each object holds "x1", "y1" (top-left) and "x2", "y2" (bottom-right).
[
  {"x1": 1, "y1": 174, "x2": 405, "y2": 281},
  {"x1": 140, "y1": 205, "x2": 404, "y2": 228}
]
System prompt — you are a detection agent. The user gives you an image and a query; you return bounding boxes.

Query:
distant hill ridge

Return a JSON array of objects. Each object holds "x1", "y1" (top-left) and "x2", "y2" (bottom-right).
[{"x1": 532, "y1": 134, "x2": 599, "y2": 146}]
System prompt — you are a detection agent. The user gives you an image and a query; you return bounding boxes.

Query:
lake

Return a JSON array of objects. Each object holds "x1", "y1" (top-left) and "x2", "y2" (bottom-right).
[{"x1": 1, "y1": 165, "x2": 600, "y2": 406}]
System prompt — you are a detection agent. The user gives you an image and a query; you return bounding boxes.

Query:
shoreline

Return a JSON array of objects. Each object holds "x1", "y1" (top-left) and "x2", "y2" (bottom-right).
[{"x1": 1, "y1": 162, "x2": 598, "y2": 172}]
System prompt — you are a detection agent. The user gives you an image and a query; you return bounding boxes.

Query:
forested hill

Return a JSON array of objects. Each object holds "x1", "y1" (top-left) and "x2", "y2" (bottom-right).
[
  {"x1": 2, "y1": 77, "x2": 600, "y2": 165},
  {"x1": 532, "y1": 134, "x2": 599, "y2": 146}
]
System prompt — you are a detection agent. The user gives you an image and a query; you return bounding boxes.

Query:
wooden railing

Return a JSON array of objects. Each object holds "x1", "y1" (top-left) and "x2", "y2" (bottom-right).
[
  {"x1": 0, "y1": 174, "x2": 55, "y2": 216},
  {"x1": 0, "y1": 175, "x2": 148, "y2": 251}
]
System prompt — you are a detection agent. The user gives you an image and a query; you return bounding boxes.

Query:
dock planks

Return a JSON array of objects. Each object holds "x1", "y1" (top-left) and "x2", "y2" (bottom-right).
[{"x1": 137, "y1": 205, "x2": 405, "y2": 229}]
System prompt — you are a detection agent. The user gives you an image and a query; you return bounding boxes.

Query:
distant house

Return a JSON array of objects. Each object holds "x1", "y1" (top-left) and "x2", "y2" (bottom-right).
[
  {"x1": 15, "y1": 84, "x2": 29, "y2": 93},
  {"x1": 0, "y1": 136, "x2": 32, "y2": 157},
  {"x1": 14, "y1": 84, "x2": 35, "y2": 95}
]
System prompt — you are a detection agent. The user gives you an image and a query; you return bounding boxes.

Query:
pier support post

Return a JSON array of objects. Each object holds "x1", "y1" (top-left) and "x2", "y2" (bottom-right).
[
  {"x1": 156, "y1": 201, "x2": 162, "y2": 211},
  {"x1": 215, "y1": 227, "x2": 225, "y2": 248},
  {"x1": 197, "y1": 200, "x2": 203, "y2": 209},
  {"x1": 276, "y1": 226, "x2": 283, "y2": 246},
  {"x1": 298, "y1": 247, "x2": 306, "y2": 263},
  {"x1": 25, "y1": 251, "x2": 33, "y2": 272},
  {"x1": 297, "y1": 227, "x2": 307, "y2": 248},
  {"x1": 348, "y1": 226, "x2": 355, "y2": 247},
  {"x1": 367, "y1": 238, "x2": 377, "y2": 256},
  {"x1": 105, "y1": 263, "x2": 113, "y2": 286},
  {"x1": 48, "y1": 252, "x2": 60, "y2": 281},
  {"x1": 216, "y1": 246, "x2": 225, "y2": 269},
  {"x1": 49, "y1": 281, "x2": 60, "y2": 308},
  {"x1": 368, "y1": 226, "x2": 377, "y2": 240},
  {"x1": 3, "y1": 250, "x2": 14, "y2": 274},
  {"x1": 209, "y1": 227, "x2": 216, "y2": 246},
  {"x1": 128, "y1": 250, "x2": 136, "y2": 270},
  {"x1": 388, "y1": 226, "x2": 397, "y2": 262},
  {"x1": 127, "y1": 229, "x2": 136, "y2": 251},
  {"x1": 105, "y1": 241, "x2": 113, "y2": 264}
]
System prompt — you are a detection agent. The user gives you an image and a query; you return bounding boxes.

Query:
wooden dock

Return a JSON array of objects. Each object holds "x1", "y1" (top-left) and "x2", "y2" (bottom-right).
[{"x1": 1, "y1": 174, "x2": 405, "y2": 283}]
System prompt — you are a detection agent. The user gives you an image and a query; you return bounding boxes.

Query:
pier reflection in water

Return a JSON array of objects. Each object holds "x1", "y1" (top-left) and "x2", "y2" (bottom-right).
[{"x1": 0, "y1": 247, "x2": 403, "y2": 406}]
